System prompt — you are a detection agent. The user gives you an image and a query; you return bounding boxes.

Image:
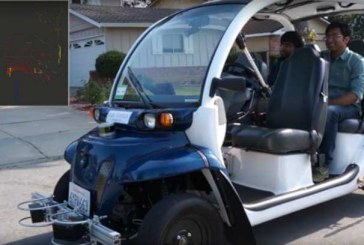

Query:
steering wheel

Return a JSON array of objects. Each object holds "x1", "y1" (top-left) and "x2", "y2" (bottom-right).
[{"x1": 223, "y1": 62, "x2": 262, "y2": 90}]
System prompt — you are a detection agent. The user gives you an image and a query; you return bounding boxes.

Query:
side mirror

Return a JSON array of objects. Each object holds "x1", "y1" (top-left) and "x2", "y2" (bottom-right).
[{"x1": 210, "y1": 76, "x2": 246, "y2": 97}]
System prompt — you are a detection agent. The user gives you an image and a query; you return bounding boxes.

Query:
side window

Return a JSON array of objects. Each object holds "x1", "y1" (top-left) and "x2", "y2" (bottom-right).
[
  {"x1": 84, "y1": 40, "x2": 93, "y2": 48},
  {"x1": 73, "y1": 43, "x2": 81, "y2": 49},
  {"x1": 94, "y1": 39, "x2": 104, "y2": 46},
  {"x1": 152, "y1": 34, "x2": 193, "y2": 54}
]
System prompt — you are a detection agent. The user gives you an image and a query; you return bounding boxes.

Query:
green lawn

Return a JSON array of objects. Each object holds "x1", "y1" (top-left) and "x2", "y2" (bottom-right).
[{"x1": 174, "y1": 85, "x2": 201, "y2": 96}]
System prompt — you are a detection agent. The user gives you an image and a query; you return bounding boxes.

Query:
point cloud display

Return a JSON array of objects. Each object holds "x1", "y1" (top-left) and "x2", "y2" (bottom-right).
[{"x1": 0, "y1": 1, "x2": 68, "y2": 105}]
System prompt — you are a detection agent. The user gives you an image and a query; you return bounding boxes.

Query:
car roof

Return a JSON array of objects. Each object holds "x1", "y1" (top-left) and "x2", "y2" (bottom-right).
[
  {"x1": 258, "y1": 0, "x2": 364, "y2": 21},
  {"x1": 196, "y1": 1, "x2": 364, "y2": 24}
]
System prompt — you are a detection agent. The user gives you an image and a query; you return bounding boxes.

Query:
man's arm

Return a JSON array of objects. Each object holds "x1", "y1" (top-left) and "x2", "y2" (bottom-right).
[
  {"x1": 330, "y1": 55, "x2": 364, "y2": 106},
  {"x1": 329, "y1": 92, "x2": 358, "y2": 105}
]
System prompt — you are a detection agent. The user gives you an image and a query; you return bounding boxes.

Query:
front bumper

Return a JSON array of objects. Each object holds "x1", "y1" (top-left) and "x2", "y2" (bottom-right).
[{"x1": 18, "y1": 192, "x2": 121, "y2": 245}]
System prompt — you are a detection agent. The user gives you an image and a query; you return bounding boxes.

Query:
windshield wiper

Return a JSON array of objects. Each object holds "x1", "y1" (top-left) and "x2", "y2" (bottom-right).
[{"x1": 126, "y1": 66, "x2": 155, "y2": 109}]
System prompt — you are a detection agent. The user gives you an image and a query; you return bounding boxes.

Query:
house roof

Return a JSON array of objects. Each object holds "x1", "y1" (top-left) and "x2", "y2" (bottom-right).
[
  {"x1": 70, "y1": 4, "x2": 177, "y2": 27},
  {"x1": 70, "y1": 3, "x2": 281, "y2": 35},
  {"x1": 244, "y1": 19, "x2": 282, "y2": 36},
  {"x1": 148, "y1": 0, "x2": 251, "y2": 7}
]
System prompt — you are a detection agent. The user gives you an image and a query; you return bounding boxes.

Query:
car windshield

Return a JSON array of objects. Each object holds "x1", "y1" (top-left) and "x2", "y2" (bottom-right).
[{"x1": 112, "y1": 4, "x2": 244, "y2": 107}]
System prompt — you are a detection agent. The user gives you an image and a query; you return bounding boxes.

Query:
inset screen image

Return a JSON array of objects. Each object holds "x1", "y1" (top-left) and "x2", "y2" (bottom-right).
[{"x1": 0, "y1": 1, "x2": 68, "y2": 105}]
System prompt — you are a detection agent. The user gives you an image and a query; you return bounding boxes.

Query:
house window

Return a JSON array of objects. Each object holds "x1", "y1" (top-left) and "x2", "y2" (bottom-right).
[
  {"x1": 84, "y1": 40, "x2": 93, "y2": 47},
  {"x1": 73, "y1": 43, "x2": 81, "y2": 49},
  {"x1": 94, "y1": 39, "x2": 104, "y2": 46},
  {"x1": 162, "y1": 34, "x2": 184, "y2": 53}
]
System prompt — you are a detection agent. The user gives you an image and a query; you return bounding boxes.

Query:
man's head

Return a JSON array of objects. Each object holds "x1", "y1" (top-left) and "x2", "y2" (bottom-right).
[
  {"x1": 280, "y1": 31, "x2": 304, "y2": 58},
  {"x1": 325, "y1": 22, "x2": 351, "y2": 54}
]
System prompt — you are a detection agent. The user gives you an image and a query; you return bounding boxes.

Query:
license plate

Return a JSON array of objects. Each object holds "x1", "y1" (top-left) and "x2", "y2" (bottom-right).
[{"x1": 68, "y1": 182, "x2": 91, "y2": 216}]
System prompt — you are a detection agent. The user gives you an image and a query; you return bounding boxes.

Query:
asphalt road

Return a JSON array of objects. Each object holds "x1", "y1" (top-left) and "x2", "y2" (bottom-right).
[
  {"x1": 1, "y1": 160, "x2": 364, "y2": 245},
  {"x1": 1, "y1": 106, "x2": 364, "y2": 245},
  {"x1": 0, "y1": 106, "x2": 95, "y2": 168}
]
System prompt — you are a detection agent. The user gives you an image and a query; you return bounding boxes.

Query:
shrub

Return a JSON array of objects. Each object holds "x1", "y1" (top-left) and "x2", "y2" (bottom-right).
[
  {"x1": 95, "y1": 50, "x2": 126, "y2": 78},
  {"x1": 226, "y1": 47, "x2": 240, "y2": 65},
  {"x1": 83, "y1": 80, "x2": 112, "y2": 105}
]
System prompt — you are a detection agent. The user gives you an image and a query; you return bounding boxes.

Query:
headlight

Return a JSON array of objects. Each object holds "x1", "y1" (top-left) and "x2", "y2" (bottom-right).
[
  {"x1": 144, "y1": 113, "x2": 156, "y2": 129},
  {"x1": 89, "y1": 107, "x2": 101, "y2": 122}
]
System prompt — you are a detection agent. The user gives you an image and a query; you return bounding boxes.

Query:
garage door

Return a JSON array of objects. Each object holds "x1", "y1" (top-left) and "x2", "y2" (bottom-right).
[{"x1": 70, "y1": 37, "x2": 106, "y2": 87}]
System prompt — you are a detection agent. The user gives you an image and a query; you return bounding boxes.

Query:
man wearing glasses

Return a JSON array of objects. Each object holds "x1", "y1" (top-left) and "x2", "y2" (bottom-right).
[{"x1": 315, "y1": 22, "x2": 364, "y2": 182}]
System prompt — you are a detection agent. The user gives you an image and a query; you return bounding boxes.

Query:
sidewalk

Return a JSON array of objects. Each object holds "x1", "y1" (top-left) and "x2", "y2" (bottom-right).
[
  {"x1": 0, "y1": 160, "x2": 69, "y2": 244},
  {"x1": 0, "y1": 106, "x2": 96, "y2": 168}
]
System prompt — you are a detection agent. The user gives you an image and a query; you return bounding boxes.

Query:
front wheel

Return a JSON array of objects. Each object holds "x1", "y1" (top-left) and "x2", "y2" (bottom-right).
[
  {"x1": 137, "y1": 193, "x2": 224, "y2": 245},
  {"x1": 53, "y1": 170, "x2": 70, "y2": 203}
]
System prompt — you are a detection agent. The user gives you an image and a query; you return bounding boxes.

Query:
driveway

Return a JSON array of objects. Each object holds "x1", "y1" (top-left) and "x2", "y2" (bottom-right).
[{"x1": 0, "y1": 106, "x2": 96, "y2": 167}]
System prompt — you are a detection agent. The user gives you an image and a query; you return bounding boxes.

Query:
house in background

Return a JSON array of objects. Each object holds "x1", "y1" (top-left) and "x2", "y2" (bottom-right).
[
  {"x1": 69, "y1": 1, "x2": 328, "y2": 89},
  {"x1": 150, "y1": 0, "x2": 329, "y2": 54},
  {"x1": 149, "y1": 0, "x2": 209, "y2": 8},
  {"x1": 70, "y1": 0, "x2": 149, "y2": 7},
  {"x1": 69, "y1": 4, "x2": 176, "y2": 88}
]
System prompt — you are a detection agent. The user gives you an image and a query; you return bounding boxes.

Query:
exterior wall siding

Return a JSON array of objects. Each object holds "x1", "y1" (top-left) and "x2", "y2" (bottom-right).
[
  {"x1": 100, "y1": 0, "x2": 121, "y2": 6},
  {"x1": 70, "y1": 27, "x2": 105, "y2": 42},
  {"x1": 105, "y1": 27, "x2": 269, "y2": 68},
  {"x1": 129, "y1": 30, "x2": 222, "y2": 68},
  {"x1": 105, "y1": 28, "x2": 145, "y2": 53},
  {"x1": 151, "y1": 0, "x2": 203, "y2": 9},
  {"x1": 70, "y1": 15, "x2": 94, "y2": 33},
  {"x1": 246, "y1": 36, "x2": 270, "y2": 53}
]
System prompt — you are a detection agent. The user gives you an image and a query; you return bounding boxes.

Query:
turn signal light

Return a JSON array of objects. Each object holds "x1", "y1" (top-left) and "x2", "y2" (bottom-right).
[
  {"x1": 159, "y1": 113, "x2": 174, "y2": 128},
  {"x1": 88, "y1": 107, "x2": 94, "y2": 119},
  {"x1": 6, "y1": 67, "x2": 12, "y2": 77}
]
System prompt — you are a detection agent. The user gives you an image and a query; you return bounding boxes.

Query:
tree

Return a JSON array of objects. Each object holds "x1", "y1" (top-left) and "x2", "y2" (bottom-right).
[{"x1": 328, "y1": 14, "x2": 364, "y2": 40}]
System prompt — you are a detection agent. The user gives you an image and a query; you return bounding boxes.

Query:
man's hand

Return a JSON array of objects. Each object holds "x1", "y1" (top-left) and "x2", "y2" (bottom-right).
[{"x1": 329, "y1": 92, "x2": 358, "y2": 105}]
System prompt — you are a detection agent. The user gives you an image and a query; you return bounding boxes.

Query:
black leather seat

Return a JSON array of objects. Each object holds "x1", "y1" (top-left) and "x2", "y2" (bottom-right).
[
  {"x1": 338, "y1": 40, "x2": 364, "y2": 134},
  {"x1": 231, "y1": 47, "x2": 329, "y2": 154},
  {"x1": 339, "y1": 119, "x2": 364, "y2": 133}
]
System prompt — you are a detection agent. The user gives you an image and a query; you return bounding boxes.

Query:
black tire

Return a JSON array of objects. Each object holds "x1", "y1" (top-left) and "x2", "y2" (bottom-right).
[
  {"x1": 53, "y1": 170, "x2": 70, "y2": 203},
  {"x1": 137, "y1": 193, "x2": 224, "y2": 245}
]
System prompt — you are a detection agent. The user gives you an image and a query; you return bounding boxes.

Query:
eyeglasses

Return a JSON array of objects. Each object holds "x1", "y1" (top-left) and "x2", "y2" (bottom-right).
[{"x1": 324, "y1": 34, "x2": 343, "y2": 41}]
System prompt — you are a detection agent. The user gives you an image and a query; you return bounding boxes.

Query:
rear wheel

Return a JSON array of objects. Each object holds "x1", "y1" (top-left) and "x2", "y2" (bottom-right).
[
  {"x1": 53, "y1": 170, "x2": 70, "y2": 203},
  {"x1": 137, "y1": 193, "x2": 224, "y2": 245}
]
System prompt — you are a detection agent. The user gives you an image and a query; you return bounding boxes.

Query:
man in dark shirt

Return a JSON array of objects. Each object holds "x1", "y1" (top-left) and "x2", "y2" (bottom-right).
[{"x1": 267, "y1": 31, "x2": 304, "y2": 86}]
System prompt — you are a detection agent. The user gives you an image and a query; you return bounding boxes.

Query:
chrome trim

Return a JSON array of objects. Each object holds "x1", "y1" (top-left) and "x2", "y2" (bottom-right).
[{"x1": 195, "y1": 149, "x2": 209, "y2": 168}]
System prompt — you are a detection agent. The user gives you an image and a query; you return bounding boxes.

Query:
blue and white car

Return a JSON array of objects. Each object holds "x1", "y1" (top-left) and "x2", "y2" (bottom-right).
[{"x1": 18, "y1": 1, "x2": 364, "y2": 244}]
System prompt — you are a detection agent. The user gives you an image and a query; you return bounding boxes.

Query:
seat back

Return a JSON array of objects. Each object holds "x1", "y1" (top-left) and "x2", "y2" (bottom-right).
[{"x1": 267, "y1": 47, "x2": 329, "y2": 142}]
